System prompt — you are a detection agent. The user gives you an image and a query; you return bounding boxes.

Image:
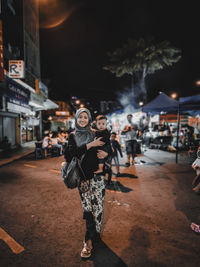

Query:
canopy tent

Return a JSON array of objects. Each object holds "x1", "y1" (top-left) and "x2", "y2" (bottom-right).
[
  {"x1": 142, "y1": 92, "x2": 178, "y2": 114},
  {"x1": 142, "y1": 92, "x2": 200, "y2": 163},
  {"x1": 179, "y1": 94, "x2": 200, "y2": 114},
  {"x1": 179, "y1": 94, "x2": 200, "y2": 105},
  {"x1": 142, "y1": 92, "x2": 200, "y2": 114}
]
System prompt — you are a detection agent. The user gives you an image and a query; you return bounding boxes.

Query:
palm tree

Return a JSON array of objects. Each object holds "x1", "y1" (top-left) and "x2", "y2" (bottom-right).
[{"x1": 103, "y1": 37, "x2": 182, "y2": 102}]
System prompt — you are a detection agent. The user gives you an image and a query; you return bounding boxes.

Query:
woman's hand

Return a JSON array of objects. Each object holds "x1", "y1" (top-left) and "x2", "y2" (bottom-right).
[
  {"x1": 86, "y1": 137, "x2": 104, "y2": 150},
  {"x1": 92, "y1": 137, "x2": 105, "y2": 147},
  {"x1": 97, "y1": 150, "x2": 108, "y2": 159},
  {"x1": 61, "y1": 161, "x2": 65, "y2": 167}
]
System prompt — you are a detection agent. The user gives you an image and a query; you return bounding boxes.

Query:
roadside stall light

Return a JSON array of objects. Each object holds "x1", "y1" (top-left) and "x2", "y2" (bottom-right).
[
  {"x1": 139, "y1": 101, "x2": 144, "y2": 106},
  {"x1": 195, "y1": 80, "x2": 200, "y2": 87},
  {"x1": 171, "y1": 92, "x2": 178, "y2": 99}
]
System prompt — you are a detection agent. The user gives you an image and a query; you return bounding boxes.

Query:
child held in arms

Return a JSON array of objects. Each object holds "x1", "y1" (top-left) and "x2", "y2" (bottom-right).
[{"x1": 93, "y1": 115, "x2": 112, "y2": 174}]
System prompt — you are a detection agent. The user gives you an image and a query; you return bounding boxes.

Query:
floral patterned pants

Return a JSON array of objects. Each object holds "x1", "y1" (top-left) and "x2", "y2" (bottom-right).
[{"x1": 79, "y1": 173, "x2": 105, "y2": 241}]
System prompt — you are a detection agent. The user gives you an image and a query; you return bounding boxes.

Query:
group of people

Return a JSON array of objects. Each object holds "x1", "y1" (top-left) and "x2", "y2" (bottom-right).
[
  {"x1": 142, "y1": 122, "x2": 198, "y2": 152},
  {"x1": 62, "y1": 108, "x2": 141, "y2": 259},
  {"x1": 42, "y1": 130, "x2": 69, "y2": 157}
]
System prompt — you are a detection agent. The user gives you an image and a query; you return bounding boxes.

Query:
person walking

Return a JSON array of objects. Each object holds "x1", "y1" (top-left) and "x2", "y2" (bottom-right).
[
  {"x1": 121, "y1": 114, "x2": 138, "y2": 166},
  {"x1": 110, "y1": 132, "x2": 123, "y2": 177},
  {"x1": 64, "y1": 108, "x2": 108, "y2": 258}
]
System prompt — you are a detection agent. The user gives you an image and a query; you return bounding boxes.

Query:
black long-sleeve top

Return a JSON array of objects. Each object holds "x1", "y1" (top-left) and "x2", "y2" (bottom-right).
[
  {"x1": 95, "y1": 129, "x2": 112, "y2": 156},
  {"x1": 64, "y1": 132, "x2": 98, "y2": 180},
  {"x1": 111, "y1": 140, "x2": 123, "y2": 157}
]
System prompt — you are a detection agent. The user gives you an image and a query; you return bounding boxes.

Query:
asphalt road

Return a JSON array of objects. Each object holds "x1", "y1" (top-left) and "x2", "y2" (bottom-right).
[{"x1": 0, "y1": 150, "x2": 200, "y2": 267}]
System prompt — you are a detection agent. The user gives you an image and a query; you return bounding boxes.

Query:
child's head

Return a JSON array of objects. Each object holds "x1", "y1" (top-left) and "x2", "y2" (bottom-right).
[
  {"x1": 111, "y1": 132, "x2": 117, "y2": 140},
  {"x1": 96, "y1": 115, "x2": 107, "y2": 131}
]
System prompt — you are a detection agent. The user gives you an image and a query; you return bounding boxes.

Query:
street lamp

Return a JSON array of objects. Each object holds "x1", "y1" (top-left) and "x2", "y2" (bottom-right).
[
  {"x1": 195, "y1": 80, "x2": 200, "y2": 87},
  {"x1": 170, "y1": 92, "x2": 180, "y2": 163},
  {"x1": 139, "y1": 101, "x2": 144, "y2": 107},
  {"x1": 171, "y1": 92, "x2": 178, "y2": 99}
]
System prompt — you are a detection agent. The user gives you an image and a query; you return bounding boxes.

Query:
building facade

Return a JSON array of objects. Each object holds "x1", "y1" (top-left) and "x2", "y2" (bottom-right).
[{"x1": 0, "y1": 0, "x2": 57, "y2": 149}]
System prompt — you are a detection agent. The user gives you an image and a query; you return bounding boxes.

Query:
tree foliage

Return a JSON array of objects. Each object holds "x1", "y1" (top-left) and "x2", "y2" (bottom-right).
[{"x1": 103, "y1": 37, "x2": 182, "y2": 81}]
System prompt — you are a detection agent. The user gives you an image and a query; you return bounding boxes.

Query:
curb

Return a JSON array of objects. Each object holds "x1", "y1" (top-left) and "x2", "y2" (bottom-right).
[{"x1": 0, "y1": 149, "x2": 34, "y2": 168}]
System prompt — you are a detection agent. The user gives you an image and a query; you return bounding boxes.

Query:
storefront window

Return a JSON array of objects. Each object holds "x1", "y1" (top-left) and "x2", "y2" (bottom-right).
[
  {"x1": 0, "y1": 115, "x2": 16, "y2": 147},
  {"x1": 27, "y1": 127, "x2": 33, "y2": 141},
  {"x1": 21, "y1": 115, "x2": 39, "y2": 143}
]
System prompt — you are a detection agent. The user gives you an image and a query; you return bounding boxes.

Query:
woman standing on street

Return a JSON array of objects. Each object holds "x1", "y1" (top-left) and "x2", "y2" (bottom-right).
[{"x1": 64, "y1": 108, "x2": 108, "y2": 258}]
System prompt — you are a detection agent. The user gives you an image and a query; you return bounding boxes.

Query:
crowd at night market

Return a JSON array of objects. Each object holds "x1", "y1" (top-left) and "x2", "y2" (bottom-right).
[
  {"x1": 37, "y1": 108, "x2": 200, "y2": 169},
  {"x1": 40, "y1": 108, "x2": 200, "y2": 153}
]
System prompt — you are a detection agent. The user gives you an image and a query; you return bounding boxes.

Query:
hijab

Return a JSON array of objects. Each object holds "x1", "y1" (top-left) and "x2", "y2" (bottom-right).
[{"x1": 74, "y1": 108, "x2": 94, "y2": 146}]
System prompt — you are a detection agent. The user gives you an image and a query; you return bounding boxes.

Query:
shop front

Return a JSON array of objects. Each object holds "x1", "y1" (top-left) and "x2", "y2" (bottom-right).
[
  {"x1": 21, "y1": 113, "x2": 40, "y2": 143},
  {"x1": 0, "y1": 110, "x2": 18, "y2": 149},
  {"x1": 0, "y1": 77, "x2": 58, "y2": 149},
  {"x1": 2, "y1": 76, "x2": 41, "y2": 146}
]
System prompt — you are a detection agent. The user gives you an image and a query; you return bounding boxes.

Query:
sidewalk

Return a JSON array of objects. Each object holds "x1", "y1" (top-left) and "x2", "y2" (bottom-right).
[
  {"x1": 136, "y1": 148, "x2": 191, "y2": 166},
  {"x1": 118, "y1": 146, "x2": 191, "y2": 167},
  {"x1": 0, "y1": 142, "x2": 35, "y2": 168},
  {"x1": 0, "y1": 142, "x2": 192, "y2": 169}
]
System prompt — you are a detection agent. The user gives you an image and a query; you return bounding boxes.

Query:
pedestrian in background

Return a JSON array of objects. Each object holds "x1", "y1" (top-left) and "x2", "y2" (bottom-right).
[
  {"x1": 121, "y1": 114, "x2": 138, "y2": 166},
  {"x1": 42, "y1": 131, "x2": 52, "y2": 157},
  {"x1": 64, "y1": 108, "x2": 108, "y2": 258},
  {"x1": 51, "y1": 131, "x2": 63, "y2": 155},
  {"x1": 110, "y1": 132, "x2": 123, "y2": 177}
]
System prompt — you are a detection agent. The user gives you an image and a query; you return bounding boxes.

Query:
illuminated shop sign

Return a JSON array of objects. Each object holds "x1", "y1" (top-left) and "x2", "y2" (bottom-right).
[
  {"x1": 5, "y1": 77, "x2": 30, "y2": 107},
  {"x1": 55, "y1": 111, "x2": 70, "y2": 116},
  {"x1": 9, "y1": 60, "x2": 25, "y2": 78}
]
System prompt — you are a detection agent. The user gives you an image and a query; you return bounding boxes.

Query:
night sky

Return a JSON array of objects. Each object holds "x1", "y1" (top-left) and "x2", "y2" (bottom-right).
[{"x1": 39, "y1": 0, "x2": 200, "y2": 108}]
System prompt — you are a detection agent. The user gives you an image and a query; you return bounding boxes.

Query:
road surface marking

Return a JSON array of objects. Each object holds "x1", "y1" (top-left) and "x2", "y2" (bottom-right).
[
  {"x1": 24, "y1": 164, "x2": 36, "y2": 168},
  {"x1": 107, "y1": 190, "x2": 122, "y2": 193},
  {"x1": 0, "y1": 227, "x2": 24, "y2": 254},
  {"x1": 49, "y1": 169, "x2": 60, "y2": 174}
]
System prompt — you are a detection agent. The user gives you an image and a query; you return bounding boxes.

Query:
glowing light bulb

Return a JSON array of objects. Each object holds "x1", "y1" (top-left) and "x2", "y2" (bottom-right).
[{"x1": 171, "y1": 92, "x2": 178, "y2": 99}]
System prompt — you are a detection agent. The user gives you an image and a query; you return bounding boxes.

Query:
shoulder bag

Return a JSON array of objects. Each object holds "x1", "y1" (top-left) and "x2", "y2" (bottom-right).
[{"x1": 61, "y1": 134, "x2": 89, "y2": 192}]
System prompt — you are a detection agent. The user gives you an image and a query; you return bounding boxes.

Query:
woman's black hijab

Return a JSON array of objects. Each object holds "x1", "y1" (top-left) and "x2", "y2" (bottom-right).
[{"x1": 74, "y1": 108, "x2": 94, "y2": 146}]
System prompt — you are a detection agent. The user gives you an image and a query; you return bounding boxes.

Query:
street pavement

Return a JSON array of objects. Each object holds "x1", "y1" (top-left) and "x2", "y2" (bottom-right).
[{"x1": 0, "y1": 146, "x2": 200, "y2": 267}]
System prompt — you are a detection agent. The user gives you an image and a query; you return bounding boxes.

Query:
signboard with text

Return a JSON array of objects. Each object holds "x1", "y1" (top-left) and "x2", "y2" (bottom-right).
[
  {"x1": 5, "y1": 76, "x2": 30, "y2": 107},
  {"x1": 9, "y1": 60, "x2": 25, "y2": 78}
]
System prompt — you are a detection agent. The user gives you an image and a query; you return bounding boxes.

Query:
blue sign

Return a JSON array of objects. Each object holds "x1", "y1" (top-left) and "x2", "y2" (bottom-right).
[{"x1": 5, "y1": 77, "x2": 30, "y2": 108}]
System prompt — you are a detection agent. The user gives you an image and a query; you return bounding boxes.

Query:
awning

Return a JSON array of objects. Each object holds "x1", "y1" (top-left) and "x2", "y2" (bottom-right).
[
  {"x1": 43, "y1": 99, "x2": 58, "y2": 110},
  {"x1": 31, "y1": 98, "x2": 58, "y2": 111}
]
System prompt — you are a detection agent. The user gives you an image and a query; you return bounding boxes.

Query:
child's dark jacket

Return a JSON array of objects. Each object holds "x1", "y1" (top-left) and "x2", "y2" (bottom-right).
[
  {"x1": 95, "y1": 129, "x2": 112, "y2": 156},
  {"x1": 111, "y1": 139, "x2": 123, "y2": 157}
]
